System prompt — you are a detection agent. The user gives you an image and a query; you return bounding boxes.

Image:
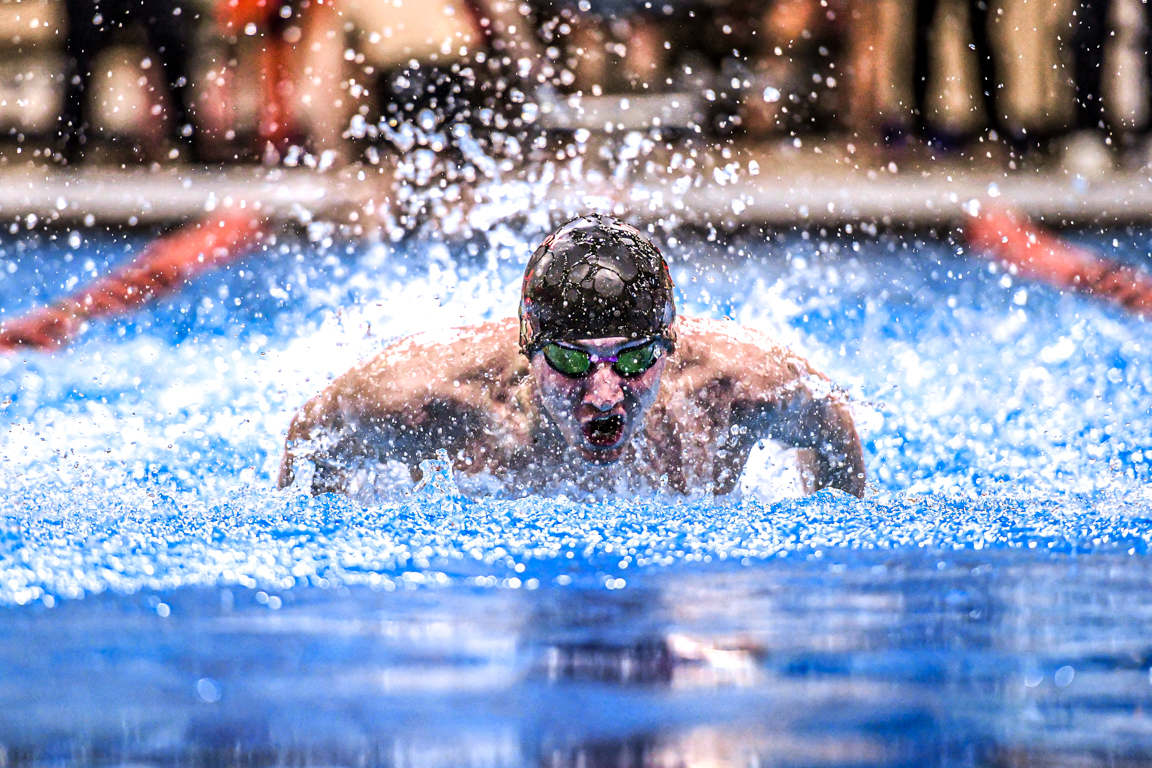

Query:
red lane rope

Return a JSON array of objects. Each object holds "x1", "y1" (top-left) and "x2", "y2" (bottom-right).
[
  {"x1": 0, "y1": 210, "x2": 265, "y2": 352},
  {"x1": 967, "y1": 207, "x2": 1152, "y2": 316}
]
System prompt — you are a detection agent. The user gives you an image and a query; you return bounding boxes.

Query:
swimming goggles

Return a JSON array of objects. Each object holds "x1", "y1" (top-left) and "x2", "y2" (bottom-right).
[{"x1": 541, "y1": 339, "x2": 666, "y2": 378}]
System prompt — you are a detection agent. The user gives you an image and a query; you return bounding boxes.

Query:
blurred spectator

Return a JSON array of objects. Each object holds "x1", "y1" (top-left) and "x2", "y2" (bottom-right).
[
  {"x1": 543, "y1": 0, "x2": 670, "y2": 94},
  {"x1": 842, "y1": 0, "x2": 883, "y2": 143},
  {"x1": 910, "y1": 0, "x2": 1010, "y2": 150},
  {"x1": 1061, "y1": 0, "x2": 1150, "y2": 172},
  {"x1": 217, "y1": 0, "x2": 315, "y2": 160},
  {"x1": 534, "y1": 0, "x2": 848, "y2": 135},
  {"x1": 58, "y1": 0, "x2": 199, "y2": 164},
  {"x1": 1069, "y1": 0, "x2": 1115, "y2": 136},
  {"x1": 740, "y1": 0, "x2": 848, "y2": 137}
]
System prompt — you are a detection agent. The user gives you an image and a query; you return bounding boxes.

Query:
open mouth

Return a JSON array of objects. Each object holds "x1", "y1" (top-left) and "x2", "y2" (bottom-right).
[{"x1": 582, "y1": 414, "x2": 626, "y2": 448}]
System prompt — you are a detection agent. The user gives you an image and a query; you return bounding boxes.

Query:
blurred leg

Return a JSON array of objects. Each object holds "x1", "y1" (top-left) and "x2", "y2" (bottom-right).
[
  {"x1": 912, "y1": 0, "x2": 939, "y2": 135},
  {"x1": 1072, "y1": 0, "x2": 1111, "y2": 132},
  {"x1": 968, "y1": 0, "x2": 1003, "y2": 135},
  {"x1": 570, "y1": 18, "x2": 608, "y2": 93},
  {"x1": 844, "y1": 0, "x2": 881, "y2": 139},
  {"x1": 60, "y1": 0, "x2": 112, "y2": 163},
  {"x1": 623, "y1": 16, "x2": 664, "y2": 91},
  {"x1": 1141, "y1": 0, "x2": 1152, "y2": 134},
  {"x1": 297, "y1": 0, "x2": 349, "y2": 161},
  {"x1": 138, "y1": 0, "x2": 197, "y2": 157},
  {"x1": 258, "y1": 33, "x2": 291, "y2": 152}
]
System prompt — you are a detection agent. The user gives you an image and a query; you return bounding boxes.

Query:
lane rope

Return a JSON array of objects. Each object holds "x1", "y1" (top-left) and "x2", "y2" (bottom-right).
[
  {"x1": 0, "y1": 211, "x2": 264, "y2": 352},
  {"x1": 967, "y1": 207, "x2": 1152, "y2": 316}
]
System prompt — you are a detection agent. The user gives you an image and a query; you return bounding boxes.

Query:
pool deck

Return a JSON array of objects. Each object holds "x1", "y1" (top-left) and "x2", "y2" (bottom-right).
[{"x1": 2, "y1": 142, "x2": 1151, "y2": 230}]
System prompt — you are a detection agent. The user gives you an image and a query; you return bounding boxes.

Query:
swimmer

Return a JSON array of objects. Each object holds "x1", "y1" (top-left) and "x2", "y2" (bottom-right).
[{"x1": 278, "y1": 215, "x2": 866, "y2": 498}]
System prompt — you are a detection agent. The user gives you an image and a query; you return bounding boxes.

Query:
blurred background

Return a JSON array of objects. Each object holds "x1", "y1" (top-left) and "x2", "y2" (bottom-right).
[
  {"x1": 4, "y1": 6, "x2": 1152, "y2": 768},
  {"x1": 1, "y1": 0, "x2": 1150, "y2": 176}
]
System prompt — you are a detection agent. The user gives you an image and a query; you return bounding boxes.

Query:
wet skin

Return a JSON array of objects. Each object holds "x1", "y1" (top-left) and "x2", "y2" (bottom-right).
[{"x1": 278, "y1": 316, "x2": 866, "y2": 498}]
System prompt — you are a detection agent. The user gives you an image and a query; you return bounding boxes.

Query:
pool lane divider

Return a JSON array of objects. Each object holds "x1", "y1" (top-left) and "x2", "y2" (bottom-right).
[
  {"x1": 967, "y1": 207, "x2": 1152, "y2": 317},
  {"x1": 2, "y1": 204, "x2": 1144, "y2": 353},
  {"x1": 0, "y1": 210, "x2": 265, "y2": 352}
]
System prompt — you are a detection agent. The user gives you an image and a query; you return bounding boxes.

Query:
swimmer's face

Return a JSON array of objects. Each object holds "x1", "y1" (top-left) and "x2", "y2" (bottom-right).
[{"x1": 531, "y1": 336, "x2": 667, "y2": 463}]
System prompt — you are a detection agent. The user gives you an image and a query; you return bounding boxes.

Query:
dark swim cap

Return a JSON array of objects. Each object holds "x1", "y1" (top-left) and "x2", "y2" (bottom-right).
[{"x1": 519, "y1": 214, "x2": 676, "y2": 355}]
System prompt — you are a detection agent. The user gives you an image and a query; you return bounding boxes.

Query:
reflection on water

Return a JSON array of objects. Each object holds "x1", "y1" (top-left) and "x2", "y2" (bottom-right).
[{"x1": 2, "y1": 548, "x2": 1152, "y2": 767}]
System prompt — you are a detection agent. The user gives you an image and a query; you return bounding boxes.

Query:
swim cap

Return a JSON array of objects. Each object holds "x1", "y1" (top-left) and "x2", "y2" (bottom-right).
[{"x1": 519, "y1": 214, "x2": 676, "y2": 355}]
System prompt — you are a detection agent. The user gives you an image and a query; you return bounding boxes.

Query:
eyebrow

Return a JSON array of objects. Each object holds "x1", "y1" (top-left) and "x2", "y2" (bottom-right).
[{"x1": 557, "y1": 338, "x2": 654, "y2": 352}]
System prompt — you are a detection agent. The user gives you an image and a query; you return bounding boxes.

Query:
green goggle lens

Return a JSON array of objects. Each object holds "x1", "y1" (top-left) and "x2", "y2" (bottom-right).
[
  {"x1": 542, "y1": 343, "x2": 593, "y2": 376},
  {"x1": 612, "y1": 343, "x2": 659, "y2": 376},
  {"x1": 541, "y1": 341, "x2": 662, "y2": 378}
]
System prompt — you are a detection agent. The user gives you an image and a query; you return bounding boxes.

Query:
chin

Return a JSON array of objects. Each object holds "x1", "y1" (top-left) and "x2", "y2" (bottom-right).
[{"x1": 578, "y1": 444, "x2": 626, "y2": 464}]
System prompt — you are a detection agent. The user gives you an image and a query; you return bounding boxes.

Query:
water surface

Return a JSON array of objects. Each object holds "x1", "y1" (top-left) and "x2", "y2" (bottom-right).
[{"x1": 1, "y1": 223, "x2": 1151, "y2": 766}]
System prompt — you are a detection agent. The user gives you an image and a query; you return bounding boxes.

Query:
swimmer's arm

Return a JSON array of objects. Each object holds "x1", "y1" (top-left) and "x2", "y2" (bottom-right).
[
  {"x1": 734, "y1": 361, "x2": 866, "y2": 498},
  {"x1": 278, "y1": 382, "x2": 392, "y2": 494},
  {"x1": 278, "y1": 389, "x2": 346, "y2": 492},
  {"x1": 277, "y1": 359, "x2": 478, "y2": 494}
]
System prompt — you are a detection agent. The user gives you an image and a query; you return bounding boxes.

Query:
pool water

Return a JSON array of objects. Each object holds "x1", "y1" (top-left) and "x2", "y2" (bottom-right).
[{"x1": 1, "y1": 222, "x2": 1152, "y2": 766}]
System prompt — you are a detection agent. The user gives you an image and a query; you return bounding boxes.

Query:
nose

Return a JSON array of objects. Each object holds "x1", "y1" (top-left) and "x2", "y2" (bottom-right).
[{"x1": 582, "y1": 364, "x2": 624, "y2": 411}]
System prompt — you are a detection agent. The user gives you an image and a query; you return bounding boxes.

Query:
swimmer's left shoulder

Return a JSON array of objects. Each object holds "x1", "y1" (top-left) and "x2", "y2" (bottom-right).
[
  {"x1": 672, "y1": 316, "x2": 812, "y2": 388},
  {"x1": 400, "y1": 318, "x2": 518, "y2": 354},
  {"x1": 352, "y1": 318, "x2": 521, "y2": 390},
  {"x1": 373, "y1": 319, "x2": 518, "y2": 371},
  {"x1": 675, "y1": 317, "x2": 788, "y2": 358}
]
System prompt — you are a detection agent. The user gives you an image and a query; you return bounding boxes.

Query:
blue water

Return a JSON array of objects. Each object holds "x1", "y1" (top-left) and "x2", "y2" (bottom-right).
[{"x1": 2, "y1": 222, "x2": 1152, "y2": 766}]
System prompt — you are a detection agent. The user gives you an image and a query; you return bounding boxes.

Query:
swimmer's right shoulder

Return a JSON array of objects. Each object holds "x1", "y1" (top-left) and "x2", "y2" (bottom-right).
[
  {"x1": 351, "y1": 318, "x2": 521, "y2": 384},
  {"x1": 395, "y1": 318, "x2": 519, "y2": 354},
  {"x1": 673, "y1": 317, "x2": 787, "y2": 362}
]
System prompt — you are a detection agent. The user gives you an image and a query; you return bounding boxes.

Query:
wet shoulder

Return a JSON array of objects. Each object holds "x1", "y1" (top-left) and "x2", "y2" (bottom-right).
[
  {"x1": 670, "y1": 317, "x2": 806, "y2": 388},
  {"x1": 362, "y1": 318, "x2": 523, "y2": 384}
]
